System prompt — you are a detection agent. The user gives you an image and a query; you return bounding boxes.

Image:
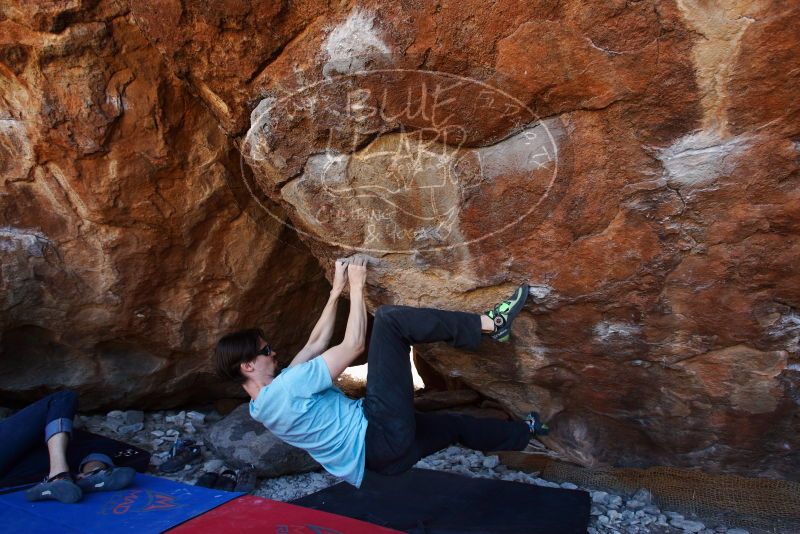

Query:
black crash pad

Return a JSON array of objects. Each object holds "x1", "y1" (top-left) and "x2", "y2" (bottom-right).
[{"x1": 292, "y1": 467, "x2": 591, "y2": 534}]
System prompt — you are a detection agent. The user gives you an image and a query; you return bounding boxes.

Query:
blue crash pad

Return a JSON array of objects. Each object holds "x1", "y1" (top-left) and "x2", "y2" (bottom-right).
[{"x1": 0, "y1": 473, "x2": 240, "y2": 534}]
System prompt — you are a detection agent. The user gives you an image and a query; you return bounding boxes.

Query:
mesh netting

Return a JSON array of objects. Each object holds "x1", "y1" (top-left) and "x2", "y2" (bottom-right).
[{"x1": 498, "y1": 453, "x2": 800, "y2": 534}]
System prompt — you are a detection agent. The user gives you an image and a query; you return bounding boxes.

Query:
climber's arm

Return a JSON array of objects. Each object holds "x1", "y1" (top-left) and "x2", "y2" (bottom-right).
[
  {"x1": 321, "y1": 256, "x2": 367, "y2": 380},
  {"x1": 289, "y1": 259, "x2": 349, "y2": 368}
]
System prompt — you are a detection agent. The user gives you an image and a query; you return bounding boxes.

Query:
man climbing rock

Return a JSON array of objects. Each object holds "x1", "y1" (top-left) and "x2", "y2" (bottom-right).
[{"x1": 214, "y1": 255, "x2": 548, "y2": 487}]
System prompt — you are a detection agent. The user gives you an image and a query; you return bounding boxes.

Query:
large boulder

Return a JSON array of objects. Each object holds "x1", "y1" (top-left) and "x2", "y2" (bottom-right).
[
  {"x1": 205, "y1": 403, "x2": 319, "y2": 477},
  {"x1": 128, "y1": 0, "x2": 800, "y2": 480},
  {"x1": 0, "y1": 1, "x2": 332, "y2": 409}
]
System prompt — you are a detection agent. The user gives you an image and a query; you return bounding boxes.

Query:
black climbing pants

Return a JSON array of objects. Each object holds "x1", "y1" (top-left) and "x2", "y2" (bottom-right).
[{"x1": 362, "y1": 305, "x2": 530, "y2": 475}]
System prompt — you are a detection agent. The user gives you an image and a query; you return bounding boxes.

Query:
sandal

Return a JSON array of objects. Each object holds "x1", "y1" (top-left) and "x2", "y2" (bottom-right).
[
  {"x1": 234, "y1": 466, "x2": 257, "y2": 492},
  {"x1": 195, "y1": 472, "x2": 219, "y2": 488},
  {"x1": 213, "y1": 469, "x2": 237, "y2": 492}
]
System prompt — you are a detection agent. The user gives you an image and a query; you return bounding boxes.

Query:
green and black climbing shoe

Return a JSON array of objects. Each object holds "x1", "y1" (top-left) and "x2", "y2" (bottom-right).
[
  {"x1": 484, "y1": 283, "x2": 529, "y2": 342},
  {"x1": 524, "y1": 411, "x2": 550, "y2": 437}
]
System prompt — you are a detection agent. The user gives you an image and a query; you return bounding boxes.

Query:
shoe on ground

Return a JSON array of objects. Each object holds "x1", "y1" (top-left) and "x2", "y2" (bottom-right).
[
  {"x1": 195, "y1": 472, "x2": 219, "y2": 488},
  {"x1": 485, "y1": 283, "x2": 529, "y2": 342},
  {"x1": 25, "y1": 472, "x2": 83, "y2": 504},
  {"x1": 77, "y1": 466, "x2": 135, "y2": 493},
  {"x1": 159, "y1": 438, "x2": 202, "y2": 474},
  {"x1": 213, "y1": 469, "x2": 237, "y2": 492},
  {"x1": 234, "y1": 466, "x2": 257, "y2": 493}
]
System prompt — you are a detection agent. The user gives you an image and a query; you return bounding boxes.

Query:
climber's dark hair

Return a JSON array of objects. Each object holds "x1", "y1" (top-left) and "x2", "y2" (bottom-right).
[{"x1": 215, "y1": 328, "x2": 266, "y2": 384}]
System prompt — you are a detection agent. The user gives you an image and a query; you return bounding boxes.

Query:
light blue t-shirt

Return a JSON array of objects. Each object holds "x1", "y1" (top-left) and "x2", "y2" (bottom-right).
[{"x1": 249, "y1": 357, "x2": 368, "y2": 487}]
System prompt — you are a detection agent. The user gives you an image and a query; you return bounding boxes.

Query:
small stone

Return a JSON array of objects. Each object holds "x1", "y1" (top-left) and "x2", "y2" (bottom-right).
[
  {"x1": 598, "y1": 515, "x2": 610, "y2": 524},
  {"x1": 591, "y1": 506, "x2": 604, "y2": 516},
  {"x1": 608, "y1": 509, "x2": 621, "y2": 521},
  {"x1": 482, "y1": 455, "x2": 500, "y2": 469},
  {"x1": 106, "y1": 410, "x2": 125, "y2": 430},
  {"x1": 643, "y1": 505, "x2": 661, "y2": 514},
  {"x1": 187, "y1": 411, "x2": 206, "y2": 423},
  {"x1": 670, "y1": 518, "x2": 705, "y2": 533},
  {"x1": 153, "y1": 438, "x2": 164, "y2": 447},
  {"x1": 166, "y1": 411, "x2": 186, "y2": 425},
  {"x1": 203, "y1": 459, "x2": 224, "y2": 472},
  {"x1": 184, "y1": 422, "x2": 196, "y2": 433},
  {"x1": 622, "y1": 510, "x2": 634, "y2": 521},
  {"x1": 117, "y1": 422, "x2": 144, "y2": 435},
  {"x1": 124, "y1": 410, "x2": 144, "y2": 425},
  {"x1": 626, "y1": 499, "x2": 645, "y2": 510},
  {"x1": 726, "y1": 530, "x2": 749, "y2": 534},
  {"x1": 632, "y1": 488, "x2": 653, "y2": 504},
  {"x1": 560, "y1": 482, "x2": 578, "y2": 490},
  {"x1": 666, "y1": 512, "x2": 685, "y2": 521},
  {"x1": 609, "y1": 495, "x2": 623, "y2": 507},
  {"x1": 165, "y1": 429, "x2": 179, "y2": 436},
  {"x1": 151, "y1": 430, "x2": 165, "y2": 437},
  {"x1": 591, "y1": 491, "x2": 610, "y2": 504}
]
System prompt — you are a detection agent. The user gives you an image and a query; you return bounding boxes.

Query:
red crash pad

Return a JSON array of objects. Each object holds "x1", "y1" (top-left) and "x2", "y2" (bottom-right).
[{"x1": 170, "y1": 494, "x2": 402, "y2": 534}]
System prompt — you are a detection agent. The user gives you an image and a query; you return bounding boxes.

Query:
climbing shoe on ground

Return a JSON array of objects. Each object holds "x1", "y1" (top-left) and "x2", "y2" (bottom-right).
[
  {"x1": 525, "y1": 411, "x2": 550, "y2": 437},
  {"x1": 484, "y1": 283, "x2": 529, "y2": 342},
  {"x1": 25, "y1": 472, "x2": 83, "y2": 504},
  {"x1": 77, "y1": 466, "x2": 135, "y2": 493},
  {"x1": 159, "y1": 438, "x2": 202, "y2": 474}
]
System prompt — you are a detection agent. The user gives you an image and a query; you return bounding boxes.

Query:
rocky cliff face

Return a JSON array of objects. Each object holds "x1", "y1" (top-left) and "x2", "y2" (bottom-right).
[
  {"x1": 0, "y1": 1, "x2": 332, "y2": 408},
  {"x1": 2, "y1": 0, "x2": 798, "y2": 479}
]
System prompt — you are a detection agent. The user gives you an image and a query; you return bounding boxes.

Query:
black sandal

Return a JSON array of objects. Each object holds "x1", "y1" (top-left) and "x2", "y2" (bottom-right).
[
  {"x1": 234, "y1": 466, "x2": 257, "y2": 493},
  {"x1": 213, "y1": 469, "x2": 237, "y2": 492},
  {"x1": 195, "y1": 472, "x2": 219, "y2": 488}
]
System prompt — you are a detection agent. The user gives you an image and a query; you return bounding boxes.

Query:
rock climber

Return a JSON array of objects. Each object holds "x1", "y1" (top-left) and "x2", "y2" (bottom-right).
[{"x1": 214, "y1": 255, "x2": 548, "y2": 487}]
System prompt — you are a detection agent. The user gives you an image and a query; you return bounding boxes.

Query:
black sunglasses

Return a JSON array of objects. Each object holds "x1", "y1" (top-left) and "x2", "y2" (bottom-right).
[{"x1": 255, "y1": 344, "x2": 273, "y2": 357}]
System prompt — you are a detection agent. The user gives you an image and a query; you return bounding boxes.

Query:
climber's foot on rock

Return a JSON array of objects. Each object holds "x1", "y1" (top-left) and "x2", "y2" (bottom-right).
[{"x1": 484, "y1": 283, "x2": 529, "y2": 342}]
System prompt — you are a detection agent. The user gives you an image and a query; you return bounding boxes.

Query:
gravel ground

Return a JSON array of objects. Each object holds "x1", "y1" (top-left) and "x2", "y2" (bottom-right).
[{"x1": 66, "y1": 408, "x2": 751, "y2": 534}]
